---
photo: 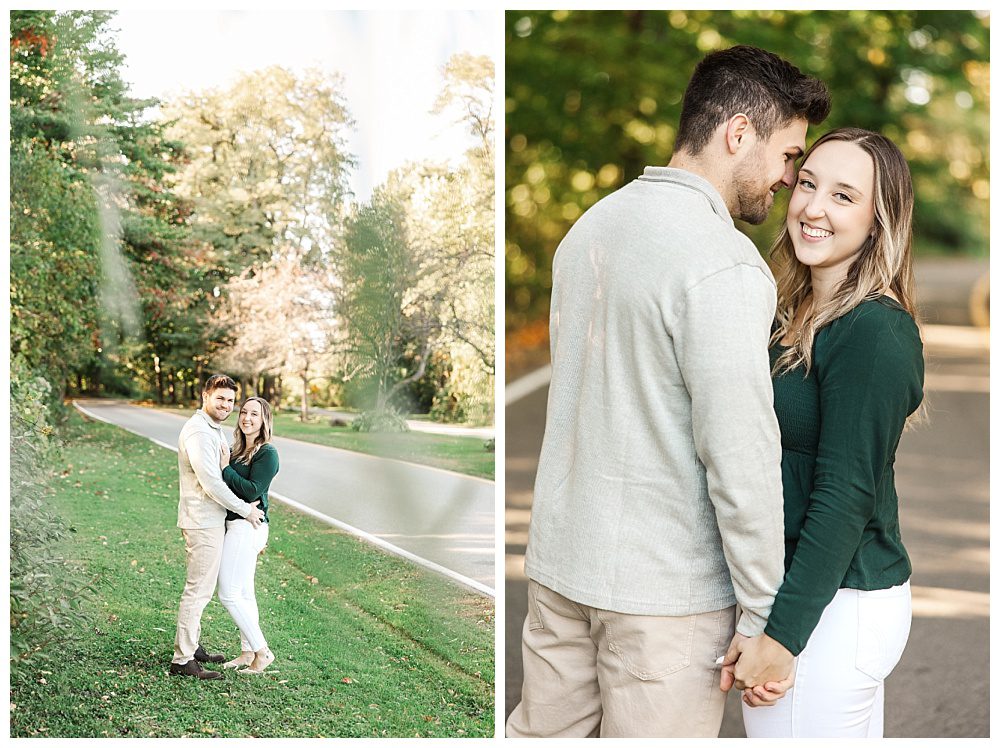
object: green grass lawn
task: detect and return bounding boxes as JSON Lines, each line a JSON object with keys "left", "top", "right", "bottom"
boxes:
{"left": 151, "top": 405, "right": 495, "bottom": 481}
{"left": 10, "top": 414, "right": 494, "bottom": 738}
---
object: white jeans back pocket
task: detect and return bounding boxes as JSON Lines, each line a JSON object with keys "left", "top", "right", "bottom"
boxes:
{"left": 855, "top": 582, "right": 912, "bottom": 682}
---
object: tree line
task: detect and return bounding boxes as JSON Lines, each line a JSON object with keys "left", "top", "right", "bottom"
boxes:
{"left": 11, "top": 10, "right": 495, "bottom": 426}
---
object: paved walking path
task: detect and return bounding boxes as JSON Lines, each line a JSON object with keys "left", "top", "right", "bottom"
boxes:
{"left": 311, "top": 408, "right": 495, "bottom": 439}
{"left": 74, "top": 399, "right": 495, "bottom": 596}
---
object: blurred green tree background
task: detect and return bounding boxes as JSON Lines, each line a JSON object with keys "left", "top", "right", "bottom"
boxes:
{"left": 505, "top": 10, "right": 990, "bottom": 332}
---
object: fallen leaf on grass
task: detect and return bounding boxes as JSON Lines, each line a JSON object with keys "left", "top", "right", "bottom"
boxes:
{"left": 341, "top": 677, "right": 353, "bottom": 684}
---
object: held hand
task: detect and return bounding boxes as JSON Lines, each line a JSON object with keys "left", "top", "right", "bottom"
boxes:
{"left": 245, "top": 501, "right": 264, "bottom": 528}
{"left": 742, "top": 672, "right": 795, "bottom": 708}
{"left": 219, "top": 441, "right": 231, "bottom": 471}
{"left": 731, "top": 633, "right": 794, "bottom": 692}
{"left": 720, "top": 632, "right": 749, "bottom": 692}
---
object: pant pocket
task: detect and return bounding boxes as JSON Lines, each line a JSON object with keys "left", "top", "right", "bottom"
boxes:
{"left": 596, "top": 609, "right": 695, "bottom": 681}
{"left": 526, "top": 580, "right": 545, "bottom": 631}
{"left": 855, "top": 584, "right": 912, "bottom": 681}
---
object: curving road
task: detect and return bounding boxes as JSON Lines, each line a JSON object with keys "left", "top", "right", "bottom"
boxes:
{"left": 74, "top": 399, "right": 495, "bottom": 595}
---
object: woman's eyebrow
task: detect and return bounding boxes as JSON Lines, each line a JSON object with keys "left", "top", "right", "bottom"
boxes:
{"left": 798, "top": 168, "right": 863, "bottom": 195}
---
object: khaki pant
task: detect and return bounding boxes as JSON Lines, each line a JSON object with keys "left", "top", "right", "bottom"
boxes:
{"left": 172, "top": 526, "right": 225, "bottom": 665}
{"left": 506, "top": 580, "right": 736, "bottom": 738}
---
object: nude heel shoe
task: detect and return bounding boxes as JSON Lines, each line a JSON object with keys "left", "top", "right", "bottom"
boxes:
{"left": 239, "top": 647, "right": 275, "bottom": 674}
{"left": 223, "top": 651, "right": 254, "bottom": 669}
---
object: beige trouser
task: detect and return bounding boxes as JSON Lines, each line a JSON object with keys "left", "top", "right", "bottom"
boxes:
{"left": 172, "top": 526, "right": 225, "bottom": 665}
{"left": 506, "top": 579, "right": 736, "bottom": 738}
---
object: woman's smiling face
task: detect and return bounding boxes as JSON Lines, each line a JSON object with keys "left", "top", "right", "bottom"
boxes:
{"left": 786, "top": 139, "right": 876, "bottom": 278}
{"left": 239, "top": 400, "right": 263, "bottom": 438}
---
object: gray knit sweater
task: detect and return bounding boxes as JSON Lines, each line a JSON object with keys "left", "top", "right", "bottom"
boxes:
{"left": 524, "top": 166, "right": 784, "bottom": 636}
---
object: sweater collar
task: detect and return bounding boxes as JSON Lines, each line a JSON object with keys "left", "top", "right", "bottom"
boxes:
{"left": 638, "top": 166, "right": 734, "bottom": 227}
{"left": 195, "top": 408, "right": 224, "bottom": 432}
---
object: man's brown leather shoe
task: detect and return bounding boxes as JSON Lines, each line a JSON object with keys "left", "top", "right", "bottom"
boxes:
{"left": 194, "top": 645, "right": 225, "bottom": 664}
{"left": 169, "top": 659, "right": 223, "bottom": 680}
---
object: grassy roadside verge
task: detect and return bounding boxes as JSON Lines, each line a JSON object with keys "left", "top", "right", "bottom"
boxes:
{"left": 151, "top": 405, "right": 494, "bottom": 481}
{"left": 10, "top": 413, "right": 494, "bottom": 738}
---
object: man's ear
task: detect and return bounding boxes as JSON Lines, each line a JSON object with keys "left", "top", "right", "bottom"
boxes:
{"left": 724, "top": 113, "right": 752, "bottom": 155}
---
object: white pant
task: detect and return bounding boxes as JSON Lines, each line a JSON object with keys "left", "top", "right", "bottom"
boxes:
{"left": 218, "top": 519, "right": 269, "bottom": 652}
{"left": 743, "top": 581, "right": 912, "bottom": 738}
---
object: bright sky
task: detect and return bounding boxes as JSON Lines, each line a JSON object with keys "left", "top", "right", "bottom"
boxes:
{"left": 112, "top": 9, "right": 496, "bottom": 202}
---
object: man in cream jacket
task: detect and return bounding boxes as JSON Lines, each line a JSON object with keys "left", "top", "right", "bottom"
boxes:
{"left": 506, "top": 46, "right": 830, "bottom": 737}
{"left": 169, "top": 374, "right": 264, "bottom": 680}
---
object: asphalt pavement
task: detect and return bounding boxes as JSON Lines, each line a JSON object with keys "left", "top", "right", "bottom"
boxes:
{"left": 74, "top": 399, "right": 495, "bottom": 594}
{"left": 310, "top": 407, "right": 495, "bottom": 439}
{"left": 504, "top": 325, "right": 989, "bottom": 738}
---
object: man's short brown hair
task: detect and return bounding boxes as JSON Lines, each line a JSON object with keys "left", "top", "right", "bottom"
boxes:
{"left": 202, "top": 374, "right": 238, "bottom": 395}
{"left": 674, "top": 45, "right": 830, "bottom": 156}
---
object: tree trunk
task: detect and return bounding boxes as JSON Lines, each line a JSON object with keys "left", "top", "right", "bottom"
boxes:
{"left": 300, "top": 372, "right": 310, "bottom": 422}
{"left": 168, "top": 371, "right": 177, "bottom": 404}
{"left": 262, "top": 374, "right": 279, "bottom": 405}
{"left": 154, "top": 356, "right": 164, "bottom": 404}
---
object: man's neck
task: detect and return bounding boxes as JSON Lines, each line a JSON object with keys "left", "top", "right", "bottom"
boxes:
{"left": 197, "top": 408, "right": 223, "bottom": 427}
{"left": 667, "top": 152, "right": 736, "bottom": 217}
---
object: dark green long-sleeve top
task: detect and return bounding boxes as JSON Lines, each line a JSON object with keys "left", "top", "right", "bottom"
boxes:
{"left": 222, "top": 443, "right": 279, "bottom": 523}
{"left": 763, "top": 297, "right": 923, "bottom": 656}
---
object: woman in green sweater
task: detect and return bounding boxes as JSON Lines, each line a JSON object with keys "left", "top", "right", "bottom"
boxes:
{"left": 217, "top": 396, "right": 280, "bottom": 673}
{"left": 741, "top": 128, "right": 924, "bottom": 737}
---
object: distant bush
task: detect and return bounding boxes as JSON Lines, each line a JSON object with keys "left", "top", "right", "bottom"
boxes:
{"left": 350, "top": 410, "right": 410, "bottom": 433}
{"left": 10, "top": 359, "right": 93, "bottom": 683}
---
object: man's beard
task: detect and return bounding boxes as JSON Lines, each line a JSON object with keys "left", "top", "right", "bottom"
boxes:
{"left": 733, "top": 152, "right": 774, "bottom": 225}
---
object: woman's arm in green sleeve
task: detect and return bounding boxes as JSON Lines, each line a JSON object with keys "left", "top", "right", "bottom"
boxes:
{"left": 222, "top": 446, "right": 280, "bottom": 502}
{"left": 764, "top": 312, "right": 922, "bottom": 655}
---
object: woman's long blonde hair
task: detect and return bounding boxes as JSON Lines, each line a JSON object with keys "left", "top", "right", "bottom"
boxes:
{"left": 231, "top": 396, "right": 274, "bottom": 465}
{"left": 770, "top": 127, "right": 919, "bottom": 376}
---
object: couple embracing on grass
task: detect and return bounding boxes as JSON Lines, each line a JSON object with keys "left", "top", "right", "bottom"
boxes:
{"left": 169, "top": 374, "right": 281, "bottom": 681}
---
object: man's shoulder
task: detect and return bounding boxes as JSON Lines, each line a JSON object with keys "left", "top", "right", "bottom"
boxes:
{"left": 180, "top": 411, "right": 213, "bottom": 439}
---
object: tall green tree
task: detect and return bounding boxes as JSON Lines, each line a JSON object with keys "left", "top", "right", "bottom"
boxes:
{"left": 334, "top": 188, "right": 445, "bottom": 420}
{"left": 11, "top": 10, "right": 210, "bottom": 404}
{"left": 162, "top": 66, "right": 355, "bottom": 273}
